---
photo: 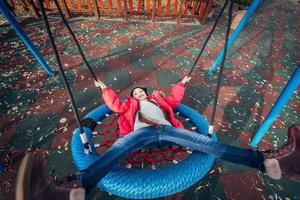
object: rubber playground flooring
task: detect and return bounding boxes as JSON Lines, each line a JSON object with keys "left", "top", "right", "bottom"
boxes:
{"left": 1, "top": 0, "right": 300, "bottom": 199}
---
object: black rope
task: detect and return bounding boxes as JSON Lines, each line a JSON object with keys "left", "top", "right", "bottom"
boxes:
{"left": 209, "top": 1, "right": 234, "bottom": 132}
{"left": 187, "top": 0, "right": 230, "bottom": 76}
{"left": 52, "top": 0, "right": 98, "bottom": 81}
{"left": 38, "top": 0, "right": 91, "bottom": 153}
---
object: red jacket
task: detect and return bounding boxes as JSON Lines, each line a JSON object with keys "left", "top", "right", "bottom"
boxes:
{"left": 102, "top": 82, "right": 186, "bottom": 137}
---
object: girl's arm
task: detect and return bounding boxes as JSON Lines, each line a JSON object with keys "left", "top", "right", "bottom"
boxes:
{"left": 95, "top": 81, "right": 129, "bottom": 114}
{"left": 164, "top": 76, "right": 191, "bottom": 108}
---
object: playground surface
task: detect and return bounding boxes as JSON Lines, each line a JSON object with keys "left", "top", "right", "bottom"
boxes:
{"left": 0, "top": 0, "right": 300, "bottom": 199}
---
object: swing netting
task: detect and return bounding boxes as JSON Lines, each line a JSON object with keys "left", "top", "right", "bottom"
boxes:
{"left": 91, "top": 112, "right": 195, "bottom": 167}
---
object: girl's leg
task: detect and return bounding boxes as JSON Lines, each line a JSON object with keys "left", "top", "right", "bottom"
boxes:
{"left": 160, "top": 126, "right": 265, "bottom": 171}
{"left": 81, "top": 127, "right": 159, "bottom": 190}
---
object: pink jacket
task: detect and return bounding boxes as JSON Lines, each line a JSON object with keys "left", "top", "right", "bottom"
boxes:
{"left": 102, "top": 82, "right": 186, "bottom": 137}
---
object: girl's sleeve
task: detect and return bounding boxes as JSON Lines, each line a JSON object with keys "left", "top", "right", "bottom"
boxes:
{"left": 164, "top": 82, "right": 185, "bottom": 108}
{"left": 102, "top": 87, "right": 129, "bottom": 113}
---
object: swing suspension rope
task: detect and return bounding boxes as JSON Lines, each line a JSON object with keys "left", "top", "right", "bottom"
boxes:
{"left": 38, "top": 0, "right": 92, "bottom": 154}
{"left": 39, "top": 0, "right": 235, "bottom": 153}
{"left": 209, "top": 1, "right": 234, "bottom": 135}
{"left": 186, "top": 0, "right": 234, "bottom": 136}
{"left": 187, "top": 0, "right": 230, "bottom": 76}
{"left": 51, "top": 0, "right": 98, "bottom": 81}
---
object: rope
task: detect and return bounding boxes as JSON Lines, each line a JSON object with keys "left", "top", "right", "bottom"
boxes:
{"left": 38, "top": 0, "right": 92, "bottom": 154}
{"left": 209, "top": 1, "right": 234, "bottom": 136}
{"left": 52, "top": 0, "right": 98, "bottom": 81}
{"left": 187, "top": 0, "right": 230, "bottom": 76}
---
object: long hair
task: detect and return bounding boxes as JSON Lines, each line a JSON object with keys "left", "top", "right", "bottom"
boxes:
{"left": 130, "top": 87, "right": 148, "bottom": 97}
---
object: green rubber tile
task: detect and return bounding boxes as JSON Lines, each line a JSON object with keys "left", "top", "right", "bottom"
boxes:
{"left": 186, "top": 85, "right": 213, "bottom": 111}
{"left": 223, "top": 104, "right": 251, "bottom": 131}
{"left": 112, "top": 28, "right": 129, "bottom": 35}
{"left": 262, "top": 174, "right": 300, "bottom": 200}
{"left": 156, "top": 69, "right": 181, "bottom": 86}
{"left": 109, "top": 45, "right": 130, "bottom": 56}
{"left": 188, "top": 47, "right": 208, "bottom": 57}
{"left": 175, "top": 56, "right": 194, "bottom": 68}
{"left": 65, "top": 88, "right": 100, "bottom": 113}
{"left": 180, "top": 30, "right": 195, "bottom": 38}
{"left": 147, "top": 29, "right": 163, "bottom": 38}
{"left": 273, "top": 83, "right": 285, "bottom": 93}
{"left": 44, "top": 147, "right": 77, "bottom": 178}
{"left": 130, "top": 21, "right": 146, "bottom": 29}
{"left": 27, "top": 60, "right": 41, "bottom": 72}
{"left": 243, "top": 115, "right": 261, "bottom": 132}
{"left": 64, "top": 44, "right": 85, "bottom": 55}
{"left": 152, "top": 46, "right": 170, "bottom": 56}
{"left": 243, "top": 71, "right": 267, "bottom": 85}
{"left": 10, "top": 113, "right": 59, "bottom": 149}
{"left": 54, "top": 34, "right": 72, "bottom": 44}
{"left": 0, "top": 89, "right": 38, "bottom": 116}
{"left": 103, "top": 69, "right": 131, "bottom": 89}
{"left": 167, "top": 38, "right": 184, "bottom": 46}
{"left": 86, "top": 57, "right": 106, "bottom": 69}
{"left": 273, "top": 70, "right": 291, "bottom": 81}
{"left": 184, "top": 172, "right": 227, "bottom": 200}
{"left": 158, "top": 23, "right": 176, "bottom": 30}
{"left": 279, "top": 105, "right": 300, "bottom": 127}
{"left": 265, "top": 128, "right": 288, "bottom": 148}
{"left": 206, "top": 39, "right": 217, "bottom": 49}
{"left": 0, "top": 70, "right": 21, "bottom": 93}
{"left": 91, "top": 35, "right": 111, "bottom": 44}
{"left": 250, "top": 58, "right": 265, "bottom": 69}
{"left": 216, "top": 132, "right": 238, "bottom": 146}
{"left": 130, "top": 55, "right": 153, "bottom": 69}
{"left": 131, "top": 36, "right": 149, "bottom": 45}
{"left": 86, "top": 190, "right": 121, "bottom": 200}
{"left": 237, "top": 85, "right": 264, "bottom": 104}
{"left": 279, "top": 57, "right": 296, "bottom": 68}
{"left": 96, "top": 21, "right": 114, "bottom": 27}
{"left": 43, "top": 70, "right": 76, "bottom": 90}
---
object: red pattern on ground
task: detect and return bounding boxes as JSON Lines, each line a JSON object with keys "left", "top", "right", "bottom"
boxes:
{"left": 73, "top": 69, "right": 104, "bottom": 88}
{"left": 0, "top": 116, "right": 21, "bottom": 146}
{"left": 131, "top": 45, "right": 153, "bottom": 57}
{"left": 86, "top": 44, "right": 109, "bottom": 57}
{"left": 52, "top": 112, "right": 78, "bottom": 148}
{"left": 11, "top": 70, "right": 47, "bottom": 90}
{"left": 170, "top": 46, "right": 191, "bottom": 57}
{"left": 152, "top": 55, "right": 177, "bottom": 69}
{"left": 103, "top": 55, "right": 131, "bottom": 70}
{"left": 131, "top": 69, "right": 158, "bottom": 88}
{"left": 237, "top": 131, "right": 274, "bottom": 150}
{"left": 217, "top": 86, "right": 243, "bottom": 106}
{"left": 59, "top": 55, "right": 83, "bottom": 70}
{"left": 28, "top": 89, "right": 69, "bottom": 114}
{"left": 223, "top": 70, "right": 250, "bottom": 85}
{"left": 221, "top": 171, "right": 269, "bottom": 200}
{"left": 202, "top": 105, "right": 233, "bottom": 134}
{"left": 40, "top": 42, "right": 66, "bottom": 57}
{"left": 112, "top": 35, "right": 131, "bottom": 46}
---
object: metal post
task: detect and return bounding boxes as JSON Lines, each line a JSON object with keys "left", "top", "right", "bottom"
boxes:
{"left": 208, "top": 0, "right": 261, "bottom": 74}
{"left": 0, "top": 2, "right": 53, "bottom": 76}
{"left": 250, "top": 65, "right": 300, "bottom": 147}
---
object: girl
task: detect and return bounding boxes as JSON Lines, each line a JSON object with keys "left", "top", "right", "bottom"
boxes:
{"left": 81, "top": 77, "right": 300, "bottom": 190}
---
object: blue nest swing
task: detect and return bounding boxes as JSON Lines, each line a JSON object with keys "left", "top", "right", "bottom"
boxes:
{"left": 71, "top": 103, "right": 217, "bottom": 199}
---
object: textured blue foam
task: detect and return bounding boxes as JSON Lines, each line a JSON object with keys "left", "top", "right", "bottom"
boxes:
{"left": 71, "top": 104, "right": 216, "bottom": 199}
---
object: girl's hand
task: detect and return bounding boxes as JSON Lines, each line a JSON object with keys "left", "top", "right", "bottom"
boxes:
{"left": 94, "top": 80, "right": 107, "bottom": 90}
{"left": 181, "top": 76, "right": 191, "bottom": 84}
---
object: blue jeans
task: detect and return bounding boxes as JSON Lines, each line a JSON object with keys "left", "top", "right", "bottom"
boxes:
{"left": 82, "top": 125, "right": 265, "bottom": 190}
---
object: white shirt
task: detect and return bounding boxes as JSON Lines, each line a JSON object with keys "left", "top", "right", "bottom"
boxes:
{"left": 134, "top": 100, "right": 172, "bottom": 131}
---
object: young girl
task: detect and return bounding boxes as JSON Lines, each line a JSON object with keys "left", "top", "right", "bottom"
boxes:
{"left": 81, "top": 77, "right": 300, "bottom": 190}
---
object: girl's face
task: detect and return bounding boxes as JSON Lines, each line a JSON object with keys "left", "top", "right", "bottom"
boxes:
{"left": 132, "top": 88, "right": 147, "bottom": 100}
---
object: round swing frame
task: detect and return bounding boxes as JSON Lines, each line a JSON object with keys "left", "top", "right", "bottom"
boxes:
{"left": 71, "top": 103, "right": 217, "bottom": 199}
